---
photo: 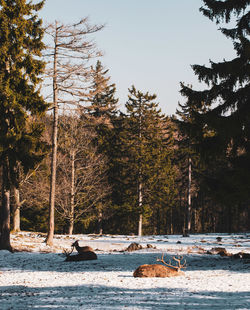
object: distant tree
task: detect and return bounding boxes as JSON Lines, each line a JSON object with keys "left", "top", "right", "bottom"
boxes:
{"left": 84, "top": 60, "right": 119, "bottom": 233}
{"left": 0, "top": 0, "right": 48, "bottom": 251}
{"left": 121, "top": 86, "right": 176, "bottom": 236}
{"left": 179, "top": 0, "right": 250, "bottom": 224}
{"left": 56, "top": 114, "right": 110, "bottom": 234}
{"left": 86, "top": 60, "right": 118, "bottom": 120}
{"left": 44, "top": 19, "right": 104, "bottom": 245}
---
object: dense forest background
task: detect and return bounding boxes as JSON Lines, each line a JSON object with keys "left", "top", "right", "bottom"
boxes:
{"left": 0, "top": 0, "right": 249, "bottom": 248}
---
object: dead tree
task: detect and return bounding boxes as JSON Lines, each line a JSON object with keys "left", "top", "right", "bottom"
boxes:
{"left": 43, "top": 18, "right": 104, "bottom": 245}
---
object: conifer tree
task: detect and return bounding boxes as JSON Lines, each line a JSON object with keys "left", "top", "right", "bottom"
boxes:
{"left": 86, "top": 60, "right": 118, "bottom": 120}
{"left": 83, "top": 61, "right": 119, "bottom": 233}
{"left": 179, "top": 0, "right": 250, "bottom": 207}
{"left": 0, "top": 0, "right": 47, "bottom": 251}
{"left": 123, "top": 86, "right": 176, "bottom": 236}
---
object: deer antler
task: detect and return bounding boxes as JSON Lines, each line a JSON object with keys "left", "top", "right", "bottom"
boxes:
{"left": 172, "top": 256, "right": 187, "bottom": 271}
{"left": 63, "top": 246, "right": 74, "bottom": 257}
{"left": 157, "top": 254, "right": 187, "bottom": 271}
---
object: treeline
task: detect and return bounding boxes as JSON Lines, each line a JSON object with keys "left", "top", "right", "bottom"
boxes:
{"left": 4, "top": 73, "right": 250, "bottom": 236}
{"left": 5, "top": 79, "right": 250, "bottom": 236}
{"left": 0, "top": 1, "right": 249, "bottom": 251}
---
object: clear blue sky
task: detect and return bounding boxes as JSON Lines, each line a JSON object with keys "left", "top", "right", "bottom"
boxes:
{"left": 39, "top": 0, "right": 235, "bottom": 116}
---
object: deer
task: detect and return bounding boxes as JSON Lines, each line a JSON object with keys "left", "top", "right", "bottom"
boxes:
{"left": 71, "top": 240, "right": 94, "bottom": 254}
{"left": 63, "top": 241, "right": 97, "bottom": 262}
{"left": 64, "top": 248, "right": 97, "bottom": 261}
{"left": 133, "top": 254, "right": 186, "bottom": 278}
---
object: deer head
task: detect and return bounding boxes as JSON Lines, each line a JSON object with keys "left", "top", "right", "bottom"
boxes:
{"left": 71, "top": 240, "right": 79, "bottom": 248}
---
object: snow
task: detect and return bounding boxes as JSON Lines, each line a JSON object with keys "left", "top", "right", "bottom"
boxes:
{"left": 0, "top": 232, "right": 250, "bottom": 309}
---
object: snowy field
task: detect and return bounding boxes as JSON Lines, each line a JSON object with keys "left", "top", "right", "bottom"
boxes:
{"left": 0, "top": 232, "right": 250, "bottom": 309}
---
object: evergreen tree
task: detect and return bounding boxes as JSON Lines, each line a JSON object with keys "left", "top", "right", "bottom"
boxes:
{"left": 121, "top": 86, "right": 176, "bottom": 235}
{"left": 0, "top": 0, "right": 47, "bottom": 251}
{"left": 83, "top": 61, "right": 119, "bottom": 233}
{"left": 86, "top": 60, "right": 118, "bottom": 120}
{"left": 179, "top": 0, "right": 250, "bottom": 210}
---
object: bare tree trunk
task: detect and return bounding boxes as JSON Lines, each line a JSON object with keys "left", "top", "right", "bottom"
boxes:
{"left": 138, "top": 181, "right": 143, "bottom": 236}
{"left": 0, "top": 160, "right": 12, "bottom": 252}
{"left": 12, "top": 186, "right": 21, "bottom": 232}
{"left": 46, "top": 25, "right": 59, "bottom": 246}
{"left": 186, "top": 157, "right": 192, "bottom": 235}
{"left": 97, "top": 210, "right": 103, "bottom": 235}
{"left": 138, "top": 213, "right": 143, "bottom": 236}
{"left": 170, "top": 207, "right": 173, "bottom": 235}
{"left": 137, "top": 110, "right": 143, "bottom": 237}
{"left": 68, "top": 150, "right": 75, "bottom": 235}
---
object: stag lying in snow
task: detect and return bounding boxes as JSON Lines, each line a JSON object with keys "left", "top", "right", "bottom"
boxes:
{"left": 64, "top": 249, "right": 97, "bottom": 262}
{"left": 133, "top": 254, "right": 186, "bottom": 278}
{"left": 63, "top": 241, "right": 97, "bottom": 262}
{"left": 71, "top": 240, "right": 94, "bottom": 254}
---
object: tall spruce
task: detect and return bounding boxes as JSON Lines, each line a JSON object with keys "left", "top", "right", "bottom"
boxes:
{"left": 0, "top": 0, "right": 47, "bottom": 251}
{"left": 123, "top": 86, "right": 176, "bottom": 236}
{"left": 179, "top": 1, "right": 250, "bottom": 210}
{"left": 84, "top": 61, "right": 118, "bottom": 233}
{"left": 86, "top": 60, "right": 118, "bottom": 121}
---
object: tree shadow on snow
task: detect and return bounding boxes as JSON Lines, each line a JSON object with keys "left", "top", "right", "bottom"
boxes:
{"left": 0, "top": 251, "right": 249, "bottom": 274}
{"left": 0, "top": 284, "right": 249, "bottom": 309}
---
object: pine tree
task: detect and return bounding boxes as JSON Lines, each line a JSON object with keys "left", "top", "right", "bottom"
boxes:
{"left": 83, "top": 61, "right": 119, "bottom": 233}
{"left": 0, "top": 0, "right": 47, "bottom": 251}
{"left": 86, "top": 60, "right": 118, "bottom": 120}
{"left": 179, "top": 0, "right": 250, "bottom": 208}
{"left": 122, "top": 86, "right": 176, "bottom": 235}
{"left": 84, "top": 60, "right": 119, "bottom": 154}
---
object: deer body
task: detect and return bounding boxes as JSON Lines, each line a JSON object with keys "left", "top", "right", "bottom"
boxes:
{"left": 63, "top": 241, "right": 97, "bottom": 262}
{"left": 133, "top": 264, "right": 184, "bottom": 278}
{"left": 65, "top": 251, "right": 97, "bottom": 262}
{"left": 72, "top": 241, "right": 94, "bottom": 253}
{"left": 133, "top": 255, "right": 186, "bottom": 278}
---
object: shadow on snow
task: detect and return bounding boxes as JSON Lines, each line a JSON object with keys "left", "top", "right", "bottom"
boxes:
{"left": 0, "top": 284, "right": 249, "bottom": 309}
{"left": 0, "top": 251, "right": 249, "bottom": 274}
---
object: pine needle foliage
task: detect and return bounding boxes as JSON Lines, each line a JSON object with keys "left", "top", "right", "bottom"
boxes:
{"left": 0, "top": 0, "right": 48, "bottom": 250}
{"left": 179, "top": 0, "right": 250, "bottom": 205}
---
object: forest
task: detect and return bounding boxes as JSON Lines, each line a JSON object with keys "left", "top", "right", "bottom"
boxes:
{"left": 0, "top": 0, "right": 249, "bottom": 251}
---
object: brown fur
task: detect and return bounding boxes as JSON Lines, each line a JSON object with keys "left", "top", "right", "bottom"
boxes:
{"left": 65, "top": 251, "right": 97, "bottom": 262}
{"left": 133, "top": 264, "right": 185, "bottom": 278}
{"left": 72, "top": 241, "right": 94, "bottom": 253}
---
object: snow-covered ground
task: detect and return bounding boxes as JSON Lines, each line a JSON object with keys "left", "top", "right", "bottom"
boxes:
{"left": 0, "top": 232, "right": 250, "bottom": 309}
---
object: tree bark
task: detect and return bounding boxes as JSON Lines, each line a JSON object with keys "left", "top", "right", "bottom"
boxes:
{"left": 97, "top": 211, "right": 103, "bottom": 235}
{"left": 137, "top": 110, "right": 143, "bottom": 237}
{"left": 138, "top": 181, "right": 143, "bottom": 236}
{"left": 0, "top": 160, "right": 13, "bottom": 252}
{"left": 12, "top": 186, "right": 21, "bottom": 232}
{"left": 68, "top": 150, "right": 75, "bottom": 235}
{"left": 186, "top": 157, "right": 192, "bottom": 235}
{"left": 138, "top": 213, "right": 143, "bottom": 237}
{"left": 46, "top": 24, "right": 59, "bottom": 245}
